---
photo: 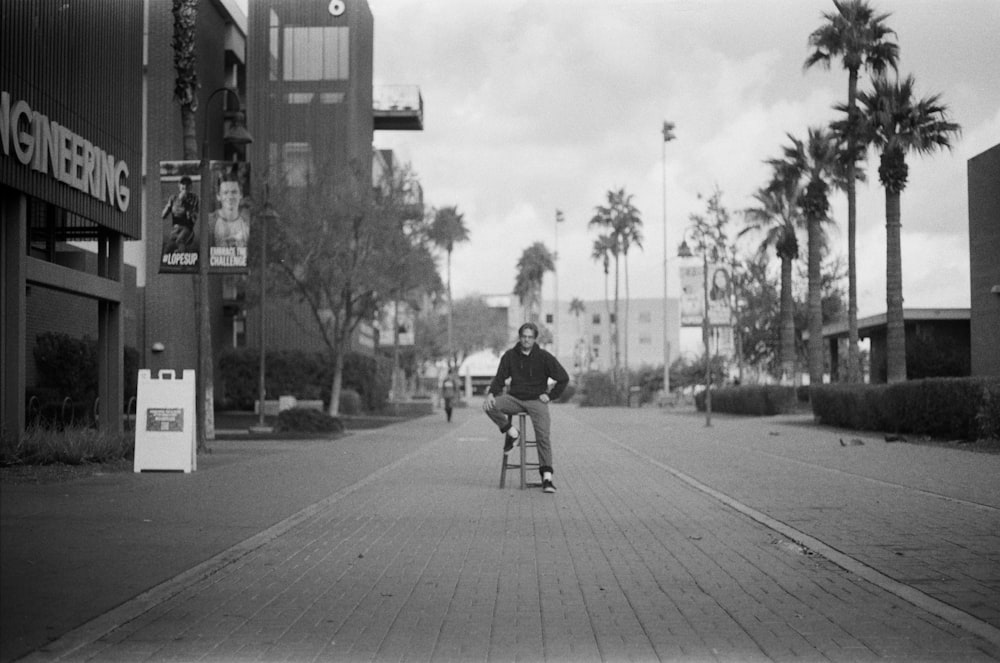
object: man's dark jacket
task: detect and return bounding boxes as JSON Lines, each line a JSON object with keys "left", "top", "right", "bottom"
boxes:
{"left": 488, "top": 343, "right": 569, "bottom": 401}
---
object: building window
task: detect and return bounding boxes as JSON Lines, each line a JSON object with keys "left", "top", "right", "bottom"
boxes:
{"left": 639, "top": 335, "right": 652, "bottom": 345}
{"left": 593, "top": 334, "right": 601, "bottom": 346}
{"left": 282, "top": 26, "right": 350, "bottom": 81}
{"left": 592, "top": 313, "right": 601, "bottom": 325}
{"left": 638, "top": 311, "right": 651, "bottom": 323}
{"left": 545, "top": 313, "right": 553, "bottom": 324}
{"left": 610, "top": 313, "right": 616, "bottom": 323}
{"left": 282, "top": 142, "right": 314, "bottom": 188}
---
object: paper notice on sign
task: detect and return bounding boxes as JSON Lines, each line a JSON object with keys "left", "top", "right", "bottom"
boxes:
{"left": 146, "top": 408, "right": 184, "bottom": 432}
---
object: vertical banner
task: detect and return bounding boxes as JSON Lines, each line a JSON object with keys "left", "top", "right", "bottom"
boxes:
{"left": 707, "top": 265, "right": 731, "bottom": 326}
{"left": 680, "top": 264, "right": 703, "bottom": 327}
{"left": 159, "top": 160, "right": 251, "bottom": 274}
{"left": 679, "top": 263, "right": 731, "bottom": 327}
{"left": 158, "top": 160, "right": 201, "bottom": 273}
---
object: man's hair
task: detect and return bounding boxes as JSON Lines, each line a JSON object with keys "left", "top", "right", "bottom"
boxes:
{"left": 179, "top": 176, "right": 192, "bottom": 186}
{"left": 518, "top": 322, "right": 539, "bottom": 338}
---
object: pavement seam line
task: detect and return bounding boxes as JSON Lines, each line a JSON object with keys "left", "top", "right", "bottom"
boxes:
{"left": 749, "top": 448, "right": 1000, "bottom": 513}
{"left": 595, "top": 431, "right": 1000, "bottom": 651}
{"left": 19, "top": 436, "right": 446, "bottom": 663}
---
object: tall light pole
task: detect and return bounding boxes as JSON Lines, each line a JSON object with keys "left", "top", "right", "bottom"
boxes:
{"left": 197, "top": 87, "right": 252, "bottom": 450}
{"left": 251, "top": 199, "right": 277, "bottom": 434}
{"left": 678, "top": 235, "right": 712, "bottom": 427}
{"left": 661, "top": 121, "right": 676, "bottom": 400}
{"left": 554, "top": 209, "right": 564, "bottom": 357}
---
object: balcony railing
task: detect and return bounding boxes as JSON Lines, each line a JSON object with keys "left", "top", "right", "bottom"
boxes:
{"left": 373, "top": 85, "right": 423, "bottom": 131}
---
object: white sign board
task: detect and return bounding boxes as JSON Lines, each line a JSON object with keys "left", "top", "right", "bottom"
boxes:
{"left": 134, "top": 369, "right": 197, "bottom": 473}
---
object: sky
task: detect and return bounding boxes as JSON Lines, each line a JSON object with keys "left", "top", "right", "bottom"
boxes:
{"left": 365, "top": 0, "right": 1000, "bottom": 316}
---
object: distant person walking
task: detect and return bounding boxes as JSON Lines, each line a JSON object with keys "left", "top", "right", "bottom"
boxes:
{"left": 441, "top": 373, "right": 458, "bottom": 422}
{"left": 483, "top": 322, "right": 569, "bottom": 493}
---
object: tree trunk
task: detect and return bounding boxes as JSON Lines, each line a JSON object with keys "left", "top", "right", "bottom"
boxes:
{"left": 779, "top": 254, "right": 796, "bottom": 383}
{"left": 612, "top": 255, "right": 621, "bottom": 382}
{"left": 885, "top": 189, "right": 906, "bottom": 383}
{"left": 807, "top": 216, "right": 824, "bottom": 386}
{"left": 623, "top": 253, "right": 630, "bottom": 390}
{"left": 392, "top": 299, "right": 401, "bottom": 399}
{"left": 328, "top": 348, "right": 345, "bottom": 416}
{"left": 846, "top": 68, "right": 861, "bottom": 383}
{"left": 446, "top": 250, "right": 453, "bottom": 371}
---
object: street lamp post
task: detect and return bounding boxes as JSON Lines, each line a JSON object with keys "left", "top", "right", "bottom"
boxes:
{"left": 196, "top": 87, "right": 252, "bottom": 450}
{"left": 661, "top": 121, "right": 676, "bottom": 400}
{"left": 554, "top": 209, "right": 564, "bottom": 357}
{"left": 251, "top": 201, "right": 277, "bottom": 434}
{"left": 678, "top": 237, "right": 712, "bottom": 427}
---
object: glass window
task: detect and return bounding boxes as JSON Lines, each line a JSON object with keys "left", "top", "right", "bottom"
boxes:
{"left": 283, "top": 26, "right": 349, "bottom": 81}
{"left": 639, "top": 335, "right": 652, "bottom": 345}
{"left": 638, "top": 311, "right": 651, "bottom": 323}
{"left": 592, "top": 335, "right": 601, "bottom": 346}
{"left": 283, "top": 143, "right": 314, "bottom": 188}
{"left": 269, "top": 10, "right": 280, "bottom": 81}
{"left": 592, "top": 313, "right": 601, "bottom": 325}
{"left": 545, "top": 313, "right": 553, "bottom": 324}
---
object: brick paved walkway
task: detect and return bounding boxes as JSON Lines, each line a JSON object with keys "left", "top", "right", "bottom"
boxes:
{"left": 23, "top": 405, "right": 998, "bottom": 662}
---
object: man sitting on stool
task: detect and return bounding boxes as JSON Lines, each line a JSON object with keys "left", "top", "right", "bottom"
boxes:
{"left": 483, "top": 322, "right": 569, "bottom": 493}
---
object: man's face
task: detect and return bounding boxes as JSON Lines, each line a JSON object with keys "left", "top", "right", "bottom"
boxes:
{"left": 519, "top": 329, "right": 537, "bottom": 353}
{"left": 218, "top": 181, "right": 242, "bottom": 212}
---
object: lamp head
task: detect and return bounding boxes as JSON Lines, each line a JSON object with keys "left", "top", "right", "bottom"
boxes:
{"left": 677, "top": 240, "right": 693, "bottom": 258}
{"left": 224, "top": 111, "right": 253, "bottom": 146}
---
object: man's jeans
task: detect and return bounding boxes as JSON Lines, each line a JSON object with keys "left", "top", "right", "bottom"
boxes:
{"left": 486, "top": 395, "right": 553, "bottom": 474}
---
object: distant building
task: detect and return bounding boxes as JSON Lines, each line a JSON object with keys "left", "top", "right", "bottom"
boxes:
{"left": 243, "top": 0, "right": 422, "bottom": 360}
{"left": 968, "top": 143, "right": 1000, "bottom": 377}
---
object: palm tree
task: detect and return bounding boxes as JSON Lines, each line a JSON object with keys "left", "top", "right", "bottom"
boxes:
{"left": 742, "top": 168, "right": 804, "bottom": 383}
{"left": 806, "top": 0, "right": 898, "bottom": 383}
{"left": 514, "top": 242, "right": 555, "bottom": 323}
{"left": 569, "top": 297, "right": 586, "bottom": 380}
{"left": 774, "top": 128, "right": 843, "bottom": 386}
{"left": 169, "top": 0, "right": 213, "bottom": 449}
{"left": 855, "top": 74, "right": 960, "bottom": 382}
{"left": 589, "top": 188, "right": 643, "bottom": 381}
{"left": 427, "top": 206, "right": 469, "bottom": 370}
{"left": 590, "top": 234, "right": 616, "bottom": 371}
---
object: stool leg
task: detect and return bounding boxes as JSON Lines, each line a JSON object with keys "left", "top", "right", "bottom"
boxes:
{"left": 518, "top": 413, "right": 527, "bottom": 489}
{"left": 499, "top": 452, "right": 507, "bottom": 488}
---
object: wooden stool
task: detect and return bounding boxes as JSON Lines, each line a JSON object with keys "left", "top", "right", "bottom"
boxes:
{"left": 499, "top": 412, "right": 539, "bottom": 489}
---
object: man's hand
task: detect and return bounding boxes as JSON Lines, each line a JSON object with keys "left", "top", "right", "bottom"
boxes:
{"left": 539, "top": 393, "right": 550, "bottom": 404}
{"left": 483, "top": 392, "right": 496, "bottom": 412}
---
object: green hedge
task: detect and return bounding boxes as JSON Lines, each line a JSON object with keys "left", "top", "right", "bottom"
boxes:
{"left": 218, "top": 348, "right": 391, "bottom": 412}
{"left": 811, "top": 377, "right": 1000, "bottom": 440}
{"left": 694, "top": 385, "right": 798, "bottom": 416}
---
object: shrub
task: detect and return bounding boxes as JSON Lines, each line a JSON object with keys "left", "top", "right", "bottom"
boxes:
{"left": 554, "top": 384, "right": 576, "bottom": 403}
{"left": 32, "top": 333, "right": 139, "bottom": 408}
{"left": 339, "top": 389, "right": 363, "bottom": 415}
{"left": 1, "top": 424, "right": 134, "bottom": 466}
{"left": 578, "top": 371, "right": 624, "bottom": 407}
{"left": 695, "top": 385, "right": 798, "bottom": 416}
{"left": 811, "top": 377, "right": 1000, "bottom": 440}
{"left": 274, "top": 408, "right": 344, "bottom": 434}
{"left": 977, "top": 383, "right": 1000, "bottom": 440}
{"left": 218, "top": 349, "right": 390, "bottom": 412}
